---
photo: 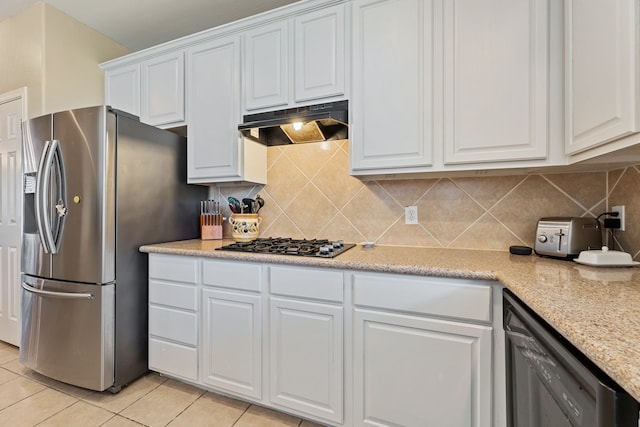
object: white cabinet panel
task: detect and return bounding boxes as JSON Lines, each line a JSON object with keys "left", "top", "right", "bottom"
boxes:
{"left": 294, "top": 5, "right": 345, "bottom": 102}
{"left": 201, "top": 288, "right": 262, "bottom": 400}
{"left": 149, "top": 254, "right": 198, "bottom": 283}
{"left": 351, "top": 0, "right": 434, "bottom": 171}
{"left": 269, "top": 297, "right": 343, "bottom": 424}
{"left": 149, "top": 305, "right": 197, "bottom": 346}
{"left": 105, "top": 65, "right": 139, "bottom": 117}
{"left": 149, "top": 338, "right": 198, "bottom": 381}
{"left": 140, "top": 51, "right": 185, "bottom": 126}
{"left": 244, "top": 21, "right": 290, "bottom": 111}
{"left": 187, "top": 36, "right": 266, "bottom": 184}
{"left": 565, "top": 0, "right": 639, "bottom": 155}
{"left": 202, "top": 259, "right": 262, "bottom": 292}
{"left": 269, "top": 265, "right": 343, "bottom": 302}
{"left": 353, "top": 273, "right": 493, "bottom": 322}
{"left": 354, "top": 309, "right": 492, "bottom": 427}
{"left": 443, "top": 0, "right": 549, "bottom": 164}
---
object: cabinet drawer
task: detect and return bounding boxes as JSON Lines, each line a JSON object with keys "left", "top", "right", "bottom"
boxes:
{"left": 270, "top": 266, "right": 343, "bottom": 302}
{"left": 149, "top": 305, "right": 197, "bottom": 345}
{"left": 149, "top": 338, "right": 197, "bottom": 381}
{"left": 202, "top": 259, "right": 262, "bottom": 292}
{"left": 149, "top": 254, "right": 198, "bottom": 284}
{"left": 353, "top": 273, "right": 493, "bottom": 323}
{"left": 149, "top": 280, "right": 197, "bottom": 311}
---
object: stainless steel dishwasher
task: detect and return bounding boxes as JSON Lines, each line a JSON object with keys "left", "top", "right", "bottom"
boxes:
{"left": 504, "top": 290, "right": 639, "bottom": 427}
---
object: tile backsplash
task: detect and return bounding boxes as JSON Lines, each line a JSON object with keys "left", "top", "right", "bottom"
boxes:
{"left": 215, "top": 140, "right": 640, "bottom": 259}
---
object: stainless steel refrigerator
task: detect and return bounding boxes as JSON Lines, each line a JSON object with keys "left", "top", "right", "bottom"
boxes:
{"left": 20, "top": 106, "right": 207, "bottom": 392}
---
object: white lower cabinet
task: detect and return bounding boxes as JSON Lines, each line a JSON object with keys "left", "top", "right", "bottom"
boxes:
{"left": 353, "top": 309, "right": 492, "bottom": 427}
{"left": 268, "top": 264, "right": 344, "bottom": 424}
{"left": 352, "top": 272, "right": 495, "bottom": 427}
{"left": 200, "top": 259, "right": 263, "bottom": 400}
{"left": 147, "top": 254, "right": 502, "bottom": 427}
{"left": 201, "top": 288, "right": 262, "bottom": 399}
{"left": 148, "top": 254, "right": 199, "bottom": 382}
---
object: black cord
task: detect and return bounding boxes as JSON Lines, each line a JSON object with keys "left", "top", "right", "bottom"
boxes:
{"left": 596, "top": 211, "right": 619, "bottom": 221}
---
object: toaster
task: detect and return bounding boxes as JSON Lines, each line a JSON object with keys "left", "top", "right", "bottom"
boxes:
{"left": 534, "top": 217, "right": 602, "bottom": 259}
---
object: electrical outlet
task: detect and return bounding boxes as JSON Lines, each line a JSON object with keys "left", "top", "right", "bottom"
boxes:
{"left": 612, "top": 205, "right": 626, "bottom": 231}
{"left": 405, "top": 206, "right": 418, "bottom": 224}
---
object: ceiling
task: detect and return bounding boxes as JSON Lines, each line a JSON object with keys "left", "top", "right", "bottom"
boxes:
{"left": 0, "top": 0, "right": 301, "bottom": 51}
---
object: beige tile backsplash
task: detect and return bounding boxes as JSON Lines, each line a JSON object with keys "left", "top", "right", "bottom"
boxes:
{"left": 216, "top": 140, "right": 640, "bottom": 258}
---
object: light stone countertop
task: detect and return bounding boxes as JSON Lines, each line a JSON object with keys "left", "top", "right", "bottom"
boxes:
{"left": 140, "top": 239, "right": 640, "bottom": 402}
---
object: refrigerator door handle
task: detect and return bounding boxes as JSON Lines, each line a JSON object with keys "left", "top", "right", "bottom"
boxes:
{"left": 35, "top": 139, "right": 61, "bottom": 254}
{"left": 35, "top": 140, "right": 51, "bottom": 252}
{"left": 21, "top": 282, "right": 94, "bottom": 300}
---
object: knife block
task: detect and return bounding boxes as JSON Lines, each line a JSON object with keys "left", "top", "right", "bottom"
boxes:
{"left": 200, "top": 214, "right": 223, "bottom": 240}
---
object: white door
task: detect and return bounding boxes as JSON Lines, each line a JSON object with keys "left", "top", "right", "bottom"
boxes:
{"left": 294, "top": 4, "right": 345, "bottom": 102}
{"left": 565, "top": 0, "right": 639, "bottom": 154}
{"left": 350, "top": 0, "right": 434, "bottom": 172}
{"left": 200, "top": 287, "right": 262, "bottom": 400}
{"left": 443, "top": 0, "right": 550, "bottom": 164}
{"left": 353, "top": 309, "right": 492, "bottom": 427}
{"left": 140, "top": 51, "right": 185, "bottom": 126}
{"left": 0, "top": 91, "right": 23, "bottom": 346}
{"left": 244, "top": 21, "right": 290, "bottom": 111}
{"left": 269, "top": 297, "right": 343, "bottom": 424}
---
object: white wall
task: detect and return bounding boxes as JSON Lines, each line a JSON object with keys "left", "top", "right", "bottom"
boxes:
{"left": 0, "top": 1, "right": 130, "bottom": 118}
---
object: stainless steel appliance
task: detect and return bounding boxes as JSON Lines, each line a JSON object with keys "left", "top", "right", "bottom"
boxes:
{"left": 217, "top": 238, "right": 355, "bottom": 258}
{"left": 504, "top": 290, "right": 639, "bottom": 426}
{"left": 238, "top": 100, "right": 348, "bottom": 145}
{"left": 535, "top": 217, "right": 602, "bottom": 259}
{"left": 20, "top": 106, "right": 207, "bottom": 392}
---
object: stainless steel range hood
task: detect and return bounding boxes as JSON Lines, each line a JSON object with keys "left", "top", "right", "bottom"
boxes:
{"left": 238, "top": 100, "right": 348, "bottom": 146}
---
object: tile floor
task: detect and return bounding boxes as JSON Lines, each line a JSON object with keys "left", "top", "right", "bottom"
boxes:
{"left": 0, "top": 342, "right": 324, "bottom": 427}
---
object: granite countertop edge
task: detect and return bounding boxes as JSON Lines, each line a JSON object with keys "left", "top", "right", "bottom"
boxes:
{"left": 140, "top": 239, "right": 640, "bottom": 402}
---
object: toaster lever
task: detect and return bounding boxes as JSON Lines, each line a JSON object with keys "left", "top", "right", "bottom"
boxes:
{"left": 554, "top": 229, "right": 566, "bottom": 251}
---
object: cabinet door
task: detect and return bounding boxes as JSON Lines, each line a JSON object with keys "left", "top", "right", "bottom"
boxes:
{"left": 565, "top": 0, "right": 639, "bottom": 154}
{"left": 350, "top": 0, "right": 433, "bottom": 172}
{"left": 105, "top": 65, "right": 139, "bottom": 117}
{"left": 294, "top": 5, "right": 345, "bottom": 102}
{"left": 187, "top": 36, "right": 242, "bottom": 182}
{"left": 269, "top": 297, "right": 343, "bottom": 424}
{"left": 140, "top": 51, "right": 185, "bottom": 126}
{"left": 354, "top": 309, "right": 492, "bottom": 427}
{"left": 443, "top": 0, "right": 549, "bottom": 164}
{"left": 201, "top": 288, "right": 262, "bottom": 400}
{"left": 244, "top": 21, "right": 289, "bottom": 111}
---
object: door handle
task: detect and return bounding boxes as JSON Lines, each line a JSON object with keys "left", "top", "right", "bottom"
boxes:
{"left": 35, "top": 139, "right": 62, "bottom": 254}
{"left": 21, "top": 282, "right": 94, "bottom": 300}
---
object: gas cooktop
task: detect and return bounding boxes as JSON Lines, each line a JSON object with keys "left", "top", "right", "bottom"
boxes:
{"left": 216, "top": 238, "right": 355, "bottom": 258}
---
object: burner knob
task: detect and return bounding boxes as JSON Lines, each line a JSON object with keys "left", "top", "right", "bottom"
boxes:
{"left": 332, "top": 240, "right": 344, "bottom": 249}
{"left": 321, "top": 245, "right": 334, "bottom": 253}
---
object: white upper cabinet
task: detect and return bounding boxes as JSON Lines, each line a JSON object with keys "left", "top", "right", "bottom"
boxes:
{"left": 443, "top": 0, "right": 549, "bottom": 164}
{"left": 294, "top": 5, "right": 345, "bottom": 102}
{"left": 350, "top": 0, "right": 434, "bottom": 172}
{"left": 186, "top": 35, "right": 266, "bottom": 184}
{"left": 104, "top": 51, "right": 185, "bottom": 128}
{"left": 565, "top": 0, "right": 640, "bottom": 159}
{"left": 105, "top": 64, "right": 139, "bottom": 117}
{"left": 351, "top": 0, "right": 563, "bottom": 176}
{"left": 243, "top": 4, "right": 346, "bottom": 112}
{"left": 244, "top": 21, "right": 290, "bottom": 111}
{"left": 140, "top": 51, "right": 185, "bottom": 126}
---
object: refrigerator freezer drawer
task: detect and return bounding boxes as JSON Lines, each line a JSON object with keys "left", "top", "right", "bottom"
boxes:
{"left": 19, "top": 276, "right": 115, "bottom": 391}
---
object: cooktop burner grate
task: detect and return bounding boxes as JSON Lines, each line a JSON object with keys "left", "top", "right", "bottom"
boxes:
{"left": 216, "top": 238, "right": 355, "bottom": 258}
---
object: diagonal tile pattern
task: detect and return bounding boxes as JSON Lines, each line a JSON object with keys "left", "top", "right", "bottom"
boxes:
{"left": 217, "top": 140, "right": 639, "bottom": 254}
{"left": 0, "top": 342, "right": 325, "bottom": 427}
{"left": 608, "top": 166, "right": 640, "bottom": 259}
